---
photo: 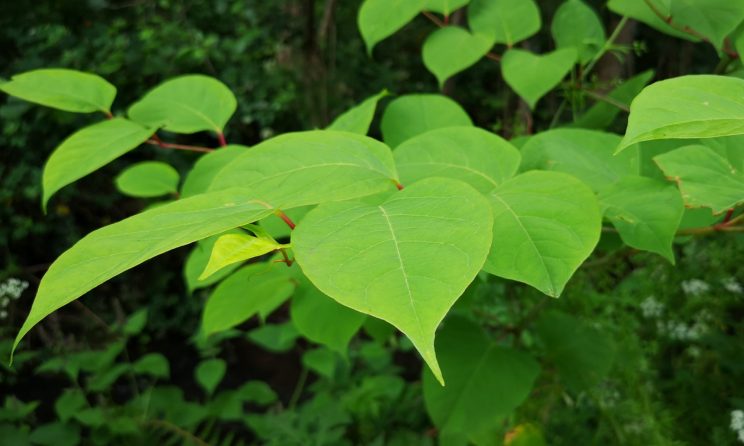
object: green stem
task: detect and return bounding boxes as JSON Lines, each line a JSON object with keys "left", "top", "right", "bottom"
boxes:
{"left": 582, "top": 16, "right": 629, "bottom": 80}
{"left": 288, "top": 367, "right": 309, "bottom": 410}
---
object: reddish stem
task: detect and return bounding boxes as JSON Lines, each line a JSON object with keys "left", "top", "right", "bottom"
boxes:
{"left": 103, "top": 110, "right": 114, "bottom": 119}
{"left": 146, "top": 139, "right": 214, "bottom": 153}
{"left": 217, "top": 132, "right": 227, "bottom": 147}
{"left": 275, "top": 210, "right": 296, "bottom": 230}
{"left": 395, "top": 182, "right": 405, "bottom": 191}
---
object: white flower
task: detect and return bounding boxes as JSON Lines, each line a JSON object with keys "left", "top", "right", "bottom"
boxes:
{"left": 640, "top": 296, "right": 664, "bottom": 318}
{"left": 732, "top": 410, "right": 744, "bottom": 432}
{"left": 723, "top": 277, "right": 743, "bottom": 294}
{"left": 681, "top": 279, "right": 710, "bottom": 296}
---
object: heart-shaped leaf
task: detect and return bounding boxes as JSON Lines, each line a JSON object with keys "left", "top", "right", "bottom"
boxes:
{"left": 467, "top": 0, "right": 541, "bottom": 46}
{"left": 501, "top": 48, "right": 577, "bottom": 109}
{"left": 292, "top": 178, "right": 493, "bottom": 383}
{"left": 394, "top": 126, "right": 521, "bottom": 193}
{"left": 128, "top": 74, "right": 237, "bottom": 134}
{"left": 0, "top": 69, "right": 116, "bottom": 113}
{"left": 484, "top": 171, "right": 601, "bottom": 296}
{"left": 381, "top": 94, "right": 472, "bottom": 147}
{"left": 358, "top": 0, "right": 425, "bottom": 54}
{"left": 115, "top": 161, "right": 180, "bottom": 198}
{"left": 422, "top": 26, "right": 494, "bottom": 88}
{"left": 654, "top": 145, "right": 744, "bottom": 213}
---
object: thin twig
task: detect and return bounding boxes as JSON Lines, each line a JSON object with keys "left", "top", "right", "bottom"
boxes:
{"left": 146, "top": 139, "right": 214, "bottom": 153}
{"left": 584, "top": 90, "right": 630, "bottom": 112}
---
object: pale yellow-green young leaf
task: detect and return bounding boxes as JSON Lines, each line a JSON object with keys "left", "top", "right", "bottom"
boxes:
{"left": 501, "top": 48, "right": 577, "bottom": 109}
{"left": 199, "top": 232, "right": 282, "bottom": 280}
{"left": 468, "top": 0, "right": 541, "bottom": 46}
{"left": 422, "top": 26, "right": 494, "bottom": 88}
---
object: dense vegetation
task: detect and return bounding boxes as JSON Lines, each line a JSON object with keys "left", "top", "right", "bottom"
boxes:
{"left": 1, "top": 1, "right": 743, "bottom": 445}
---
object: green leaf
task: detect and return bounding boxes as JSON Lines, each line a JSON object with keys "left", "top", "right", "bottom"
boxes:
{"left": 571, "top": 70, "right": 655, "bottom": 130}
{"left": 183, "top": 231, "right": 243, "bottom": 292}
{"left": 468, "top": 0, "right": 541, "bottom": 46}
{"left": 394, "top": 126, "right": 521, "bottom": 193}
{"left": 115, "top": 161, "right": 179, "bottom": 198}
{"left": 42, "top": 118, "right": 152, "bottom": 210}
{"left": 195, "top": 358, "right": 226, "bottom": 395}
{"left": 54, "top": 390, "right": 87, "bottom": 422}
{"left": 501, "top": 48, "right": 577, "bottom": 109}
{"left": 128, "top": 74, "right": 237, "bottom": 134}
{"left": 607, "top": 0, "right": 698, "bottom": 41}
{"left": 202, "top": 263, "right": 296, "bottom": 335}
{"left": 14, "top": 189, "right": 275, "bottom": 354}
{"left": 535, "top": 311, "right": 616, "bottom": 391}
{"left": 259, "top": 206, "right": 312, "bottom": 240}
{"left": 122, "top": 308, "right": 148, "bottom": 336}
{"left": 0, "top": 68, "right": 116, "bottom": 113}
{"left": 424, "top": 0, "right": 469, "bottom": 15}
{"left": 293, "top": 178, "right": 493, "bottom": 384}
{"left": 551, "top": 0, "right": 605, "bottom": 64}
{"left": 290, "top": 280, "right": 366, "bottom": 356}
{"left": 484, "top": 171, "right": 602, "bottom": 296}
{"left": 247, "top": 322, "right": 299, "bottom": 353}
{"left": 381, "top": 94, "right": 472, "bottom": 147}
{"left": 181, "top": 145, "right": 246, "bottom": 198}
{"left": 599, "top": 176, "right": 684, "bottom": 262}
{"left": 669, "top": 0, "right": 744, "bottom": 49}
{"left": 199, "top": 230, "right": 281, "bottom": 280}
{"left": 132, "top": 353, "right": 170, "bottom": 378}
{"left": 653, "top": 145, "right": 744, "bottom": 213}
{"left": 422, "top": 317, "right": 539, "bottom": 438}
{"left": 29, "top": 422, "right": 80, "bottom": 446}
{"left": 357, "top": 0, "right": 425, "bottom": 54}
{"left": 328, "top": 90, "right": 388, "bottom": 134}
{"left": 302, "top": 348, "right": 338, "bottom": 379}
{"left": 617, "top": 75, "right": 744, "bottom": 152}
{"left": 520, "top": 129, "right": 639, "bottom": 192}
{"left": 209, "top": 130, "right": 399, "bottom": 208}
{"left": 422, "top": 26, "right": 494, "bottom": 88}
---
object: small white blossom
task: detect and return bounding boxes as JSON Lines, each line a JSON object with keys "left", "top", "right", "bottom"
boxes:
{"left": 640, "top": 296, "right": 664, "bottom": 318}
{"left": 0, "top": 310, "right": 7, "bottom": 319}
{"left": 681, "top": 279, "right": 710, "bottom": 296}
{"left": 723, "top": 277, "right": 743, "bottom": 294}
{"left": 0, "top": 278, "right": 29, "bottom": 300}
{"left": 732, "top": 410, "right": 744, "bottom": 432}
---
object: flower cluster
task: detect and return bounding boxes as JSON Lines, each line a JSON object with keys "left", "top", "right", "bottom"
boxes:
{"left": 731, "top": 410, "right": 744, "bottom": 443}
{"left": 722, "top": 277, "right": 743, "bottom": 295}
{"left": 0, "top": 278, "right": 29, "bottom": 320}
{"left": 640, "top": 296, "right": 664, "bottom": 318}
{"left": 681, "top": 279, "right": 710, "bottom": 296}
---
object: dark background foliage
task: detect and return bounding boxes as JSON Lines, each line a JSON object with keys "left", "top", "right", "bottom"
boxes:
{"left": 0, "top": 1, "right": 741, "bottom": 445}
